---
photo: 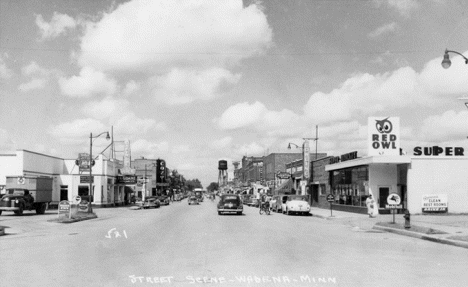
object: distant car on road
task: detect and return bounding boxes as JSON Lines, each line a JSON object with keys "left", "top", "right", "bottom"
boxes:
{"left": 250, "top": 198, "right": 259, "bottom": 208}
{"left": 142, "top": 197, "right": 160, "bottom": 209}
{"left": 283, "top": 195, "right": 311, "bottom": 215}
{"left": 217, "top": 194, "right": 243, "bottom": 215}
{"left": 188, "top": 196, "right": 199, "bottom": 205}
{"left": 158, "top": 195, "right": 170, "bottom": 206}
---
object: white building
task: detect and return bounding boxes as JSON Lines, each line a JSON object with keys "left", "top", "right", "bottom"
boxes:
{"left": 0, "top": 150, "right": 134, "bottom": 207}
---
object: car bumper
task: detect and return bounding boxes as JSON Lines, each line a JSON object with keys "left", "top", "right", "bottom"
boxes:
{"left": 218, "top": 208, "right": 242, "bottom": 213}
{"left": 0, "top": 207, "right": 20, "bottom": 211}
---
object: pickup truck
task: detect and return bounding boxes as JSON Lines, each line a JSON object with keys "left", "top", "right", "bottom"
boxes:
{"left": 0, "top": 176, "right": 52, "bottom": 215}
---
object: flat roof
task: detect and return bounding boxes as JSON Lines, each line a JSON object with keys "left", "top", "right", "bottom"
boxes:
{"left": 325, "top": 155, "right": 412, "bottom": 171}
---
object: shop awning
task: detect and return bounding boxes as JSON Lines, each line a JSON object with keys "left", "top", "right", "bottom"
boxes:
{"left": 325, "top": 155, "right": 411, "bottom": 171}
{"left": 292, "top": 171, "right": 303, "bottom": 179}
{"left": 275, "top": 178, "right": 292, "bottom": 191}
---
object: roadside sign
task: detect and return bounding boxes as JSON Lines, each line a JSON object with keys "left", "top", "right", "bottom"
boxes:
{"left": 386, "top": 193, "right": 402, "bottom": 224}
{"left": 58, "top": 200, "right": 71, "bottom": 219}
{"left": 17, "top": 176, "right": 25, "bottom": 185}
{"left": 78, "top": 200, "right": 89, "bottom": 213}
{"left": 73, "top": 195, "right": 81, "bottom": 204}
{"left": 387, "top": 193, "right": 401, "bottom": 205}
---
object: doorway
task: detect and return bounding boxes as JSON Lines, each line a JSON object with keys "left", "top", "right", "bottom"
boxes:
{"left": 379, "top": 187, "right": 390, "bottom": 208}
{"left": 310, "top": 185, "right": 319, "bottom": 206}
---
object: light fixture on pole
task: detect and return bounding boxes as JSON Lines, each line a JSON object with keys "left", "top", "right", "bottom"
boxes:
{"left": 89, "top": 131, "right": 110, "bottom": 213}
{"left": 441, "top": 49, "right": 468, "bottom": 69}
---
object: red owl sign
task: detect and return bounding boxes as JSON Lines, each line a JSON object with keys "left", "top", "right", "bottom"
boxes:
{"left": 368, "top": 117, "right": 400, "bottom": 156}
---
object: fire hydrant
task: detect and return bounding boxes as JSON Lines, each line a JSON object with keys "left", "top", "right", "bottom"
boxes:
{"left": 403, "top": 210, "right": 411, "bottom": 229}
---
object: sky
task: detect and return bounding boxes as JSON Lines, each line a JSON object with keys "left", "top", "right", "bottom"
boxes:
{"left": 1, "top": 0, "right": 468, "bottom": 187}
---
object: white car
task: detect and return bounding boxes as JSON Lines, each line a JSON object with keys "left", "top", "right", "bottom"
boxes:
{"left": 283, "top": 195, "right": 310, "bottom": 215}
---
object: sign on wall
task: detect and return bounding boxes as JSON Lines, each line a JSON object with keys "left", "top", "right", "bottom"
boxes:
{"left": 368, "top": 117, "right": 400, "bottom": 156}
{"left": 422, "top": 194, "right": 448, "bottom": 213}
{"left": 303, "top": 141, "right": 310, "bottom": 179}
{"left": 413, "top": 146, "right": 464, "bottom": 156}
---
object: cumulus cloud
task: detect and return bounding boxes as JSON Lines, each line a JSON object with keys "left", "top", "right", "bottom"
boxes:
{"left": 22, "top": 61, "right": 50, "bottom": 76}
{"left": 123, "top": 80, "right": 141, "bottom": 96}
{"left": 78, "top": 0, "right": 272, "bottom": 73}
{"left": 0, "top": 55, "right": 13, "bottom": 80}
{"left": 48, "top": 118, "right": 107, "bottom": 144}
{"left": 215, "top": 51, "right": 468, "bottom": 153}
{"left": 81, "top": 96, "right": 129, "bottom": 120}
{"left": 81, "top": 96, "right": 166, "bottom": 136}
{"left": 36, "top": 12, "right": 78, "bottom": 40}
{"left": 18, "top": 78, "right": 47, "bottom": 92}
{"left": 150, "top": 67, "right": 241, "bottom": 105}
{"left": 58, "top": 67, "right": 118, "bottom": 97}
{"left": 217, "top": 101, "right": 267, "bottom": 130}
{"left": 419, "top": 110, "right": 468, "bottom": 141}
{"left": 233, "top": 142, "right": 266, "bottom": 157}
{"left": 374, "top": 0, "right": 419, "bottom": 17}
{"left": 131, "top": 139, "right": 170, "bottom": 158}
{"left": 368, "top": 22, "right": 397, "bottom": 38}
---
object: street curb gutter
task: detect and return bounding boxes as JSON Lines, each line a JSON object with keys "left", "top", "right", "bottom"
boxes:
{"left": 373, "top": 225, "right": 468, "bottom": 250}
{"left": 312, "top": 214, "right": 339, "bottom": 220}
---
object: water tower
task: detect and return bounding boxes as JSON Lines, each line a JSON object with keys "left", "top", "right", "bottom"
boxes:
{"left": 218, "top": 160, "right": 228, "bottom": 188}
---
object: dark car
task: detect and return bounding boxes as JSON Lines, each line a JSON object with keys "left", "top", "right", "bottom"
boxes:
{"left": 217, "top": 194, "right": 243, "bottom": 215}
{"left": 142, "top": 196, "right": 161, "bottom": 209}
{"left": 158, "top": 195, "right": 170, "bottom": 206}
{"left": 188, "top": 196, "right": 199, "bottom": 205}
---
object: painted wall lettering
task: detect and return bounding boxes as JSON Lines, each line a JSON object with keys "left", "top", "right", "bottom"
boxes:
{"left": 413, "top": 146, "right": 464, "bottom": 156}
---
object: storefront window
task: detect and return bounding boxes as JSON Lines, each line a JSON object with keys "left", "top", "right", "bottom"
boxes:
{"left": 330, "top": 166, "right": 369, "bottom": 207}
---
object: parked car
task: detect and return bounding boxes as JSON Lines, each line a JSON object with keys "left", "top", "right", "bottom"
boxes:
{"left": 242, "top": 195, "right": 252, "bottom": 206}
{"left": 270, "top": 195, "right": 281, "bottom": 213}
{"left": 142, "top": 196, "right": 160, "bottom": 209}
{"left": 250, "top": 198, "right": 259, "bottom": 208}
{"left": 283, "top": 195, "right": 311, "bottom": 215}
{"left": 158, "top": 195, "right": 170, "bottom": 206}
{"left": 188, "top": 196, "right": 199, "bottom": 205}
{"left": 217, "top": 194, "right": 243, "bottom": 215}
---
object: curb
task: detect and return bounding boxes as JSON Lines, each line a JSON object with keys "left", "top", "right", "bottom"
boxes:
{"left": 373, "top": 225, "right": 468, "bottom": 250}
{"left": 312, "top": 214, "right": 340, "bottom": 220}
{"left": 0, "top": 226, "right": 4, "bottom": 236}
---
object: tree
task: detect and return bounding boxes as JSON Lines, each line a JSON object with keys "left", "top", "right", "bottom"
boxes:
{"left": 185, "top": 179, "right": 203, "bottom": 191}
{"left": 207, "top": 182, "right": 219, "bottom": 192}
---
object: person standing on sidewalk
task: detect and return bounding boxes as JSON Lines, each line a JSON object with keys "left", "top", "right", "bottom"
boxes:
{"left": 366, "top": 194, "right": 377, "bottom": 218}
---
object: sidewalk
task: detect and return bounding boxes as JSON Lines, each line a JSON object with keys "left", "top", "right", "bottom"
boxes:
{"left": 309, "top": 207, "right": 468, "bottom": 249}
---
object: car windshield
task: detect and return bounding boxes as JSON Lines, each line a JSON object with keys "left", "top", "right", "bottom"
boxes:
{"left": 289, "top": 196, "right": 307, "bottom": 201}
{"left": 9, "top": 189, "right": 25, "bottom": 196}
{"left": 222, "top": 196, "right": 239, "bottom": 203}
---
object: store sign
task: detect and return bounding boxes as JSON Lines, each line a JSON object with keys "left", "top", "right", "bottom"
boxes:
{"left": 276, "top": 171, "right": 291, "bottom": 179}
{"left": 58, "top": 201, "right": 70, "bottom": 214}
{"left": 329, "top": 151, "right": 358, "bottom": 164}
{"left": 80, "top": 176, "right": 94, "bottom": 183}
{"left": 76, "top": 153, "right": 92, "bottom": 172}
{"left": 413, "top": 146, "right": 464, "bottom": 156}
{"left": 303, "top": 141, "right": 310, "bottom": 179}
{"left": 368, "top": 117, "right": 400, "bottom": 156}
{"left": 116, "top": 175, "right": 137, "bottom": 184}
{"left": 156, "top": 159, "right": 167, "bottom": 184}
{"left": 422, "top": 194, "right": 448, "bottom": 213}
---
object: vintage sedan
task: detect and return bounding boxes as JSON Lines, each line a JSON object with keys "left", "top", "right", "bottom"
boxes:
{"left": 158, "top": 195, "right": 170, "bottom": 206}
{"left": 188, "top": 196, "right": 199, "bottom": 205}
{"left": 217, "top": 194, "right": 243, "bottom": 215}
{"left": 142, "top": 197, "right": 160, "bottom": 209}
{"left": 283, "top": 195, "right": 311, "bottom": 215}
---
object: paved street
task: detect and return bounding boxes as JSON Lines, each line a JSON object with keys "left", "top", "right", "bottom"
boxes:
{"left": 1, "top": 199, "right": 468, "bottom": 287}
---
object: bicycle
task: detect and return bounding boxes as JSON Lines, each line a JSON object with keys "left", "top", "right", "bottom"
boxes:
{"left": 259, "top": 202, "right": 270, "bottom": 215}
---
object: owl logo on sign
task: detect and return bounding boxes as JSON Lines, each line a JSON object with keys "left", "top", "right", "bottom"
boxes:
{"left": 375, "top": 117, "right": 393, "bottom": 134}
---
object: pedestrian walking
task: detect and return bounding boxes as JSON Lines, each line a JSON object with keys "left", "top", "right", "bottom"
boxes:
{"left": 366, "top": 194, "right": 377, "bottom": 218}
